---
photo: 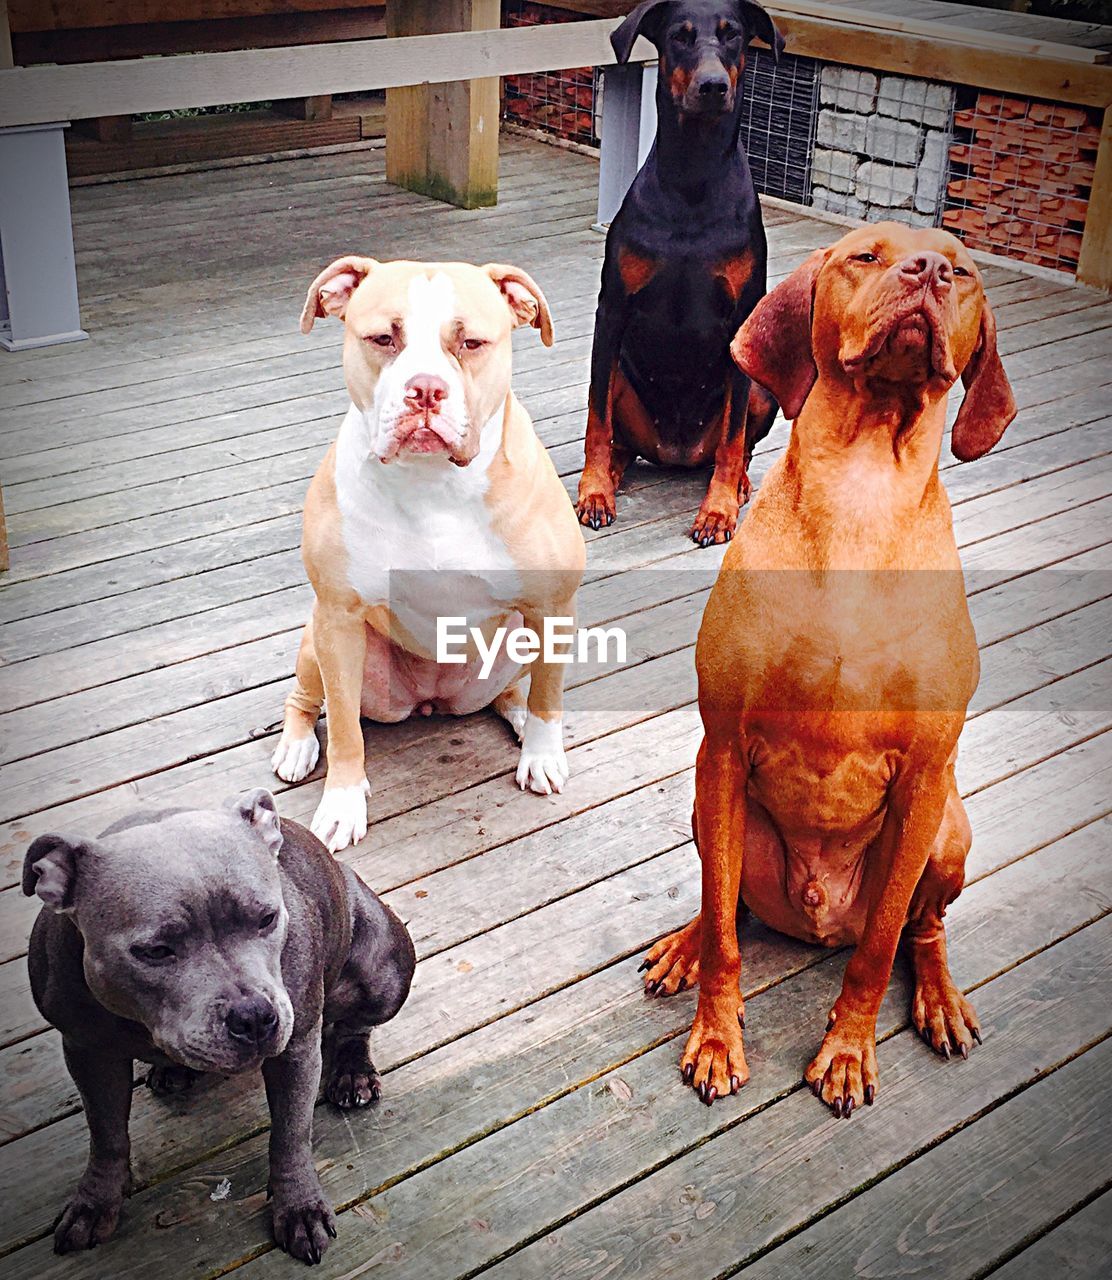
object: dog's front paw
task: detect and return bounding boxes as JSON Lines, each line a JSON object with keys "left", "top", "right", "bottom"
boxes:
{"left": 575, "top": 480, "right": 616, "bottom": 531}
{"left": 270, "top": 1175, "right": 337, "bottom": 1266}
{"left": 147, "top": 1062, "right": 202, "bottom": 1096}
{"left": 310, "top": 780, "right": 371, "bottom": 853}
{"left": 515, "top": 715, "right": 568, "bottom": 796}
{"left": 53, "top": 1170, "right": 130, "bottom": 1254}
{"left": 679, "top": 996, "right": 748, "bottom": 1105}
{"left": 690, "top": 495, "right": 740, "bottom": 548}
{"left": 272, "top": 730, "right": 321, "bottom": 783}
{"left": 804, "top": 1010, "right": 880, "bottom": 1117}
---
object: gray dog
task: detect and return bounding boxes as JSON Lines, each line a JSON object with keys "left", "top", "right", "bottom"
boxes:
{"left": 23, "top": 789, "right": 415, "bottom": 1265}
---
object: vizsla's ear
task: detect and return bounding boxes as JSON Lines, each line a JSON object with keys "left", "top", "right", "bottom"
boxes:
{"left": 738, "top": 1, "right": 785, "bottom": 60}
{"left": 484, "top": 263, "right": 555, "bottom": 347}
{"left": 610, "top": 0, "right": 673, "bottom": 63}
{"left": 731, "top": 248, "right": 826, "bottom": 421}
{"left": 300, "top": 255, "right": 377, "bottom": 333}
{"left": 951, "top": 300, "right": 1017, "bottom": 461}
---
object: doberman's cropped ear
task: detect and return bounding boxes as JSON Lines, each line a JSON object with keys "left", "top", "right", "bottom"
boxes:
{"left": 23, "top": 834, "right": 99, "bottom": 912}
{"left": 300, "top": 255, "right": 377, "bottom": 333}
{"left": 951, "top": 299, "right": 1016, "bottom": 461}
{"left": 731, "top": 248, "right": 827, "bottom": 421}
{"left": 610, "top": 0, "right": 673, "bottom": 63}
{"left": 230, "top": 788, "right": 284, "bottom": 859}
{"left": 737, "top": 1, "right": 785, "bottom": 60}
{"left": 484, "top": 263, "right": 555, "bottom": 346}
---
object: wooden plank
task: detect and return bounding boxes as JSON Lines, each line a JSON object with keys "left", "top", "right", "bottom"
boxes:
{"left": 739, "top": 1054, "right": 1112, "bottom": 1280}
{"left": 1078, "top": 107, "right": 1112, "bottom": 292}
{"left": 1, "top": 13, "right": 1110, "bottom": 132}
{"left": 989, "top": 1192, "right": 1112, "bottom": 1280}
{"left": 7, "top": 0, "right": 386, "bottom": 32}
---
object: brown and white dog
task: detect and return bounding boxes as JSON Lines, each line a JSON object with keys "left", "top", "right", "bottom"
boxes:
{"left": 272, "top": 258, "right": 585, "bottom": 853}
{"left": 641, "top": 224, "right": 1016, "bottom": 1114}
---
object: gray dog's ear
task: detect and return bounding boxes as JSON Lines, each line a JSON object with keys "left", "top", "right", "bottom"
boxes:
{"left": 737, "top": 1, "right": 785, "bottom": 61}
{"left": 610, "top": 0, "right": 673, "bottom": 63}
{"left": 231, "top": 789, "right": 284, "bottom": 859}
{"left": 22, "top": 834, "right": 97, "bottom": 912}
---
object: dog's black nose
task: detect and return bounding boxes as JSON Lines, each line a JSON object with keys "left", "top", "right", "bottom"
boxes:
{"left": 697, "top": 77, "right": 729, "bottom": 99}
{"left": 226, "top": 995, "right": 279, "bottom": 1045}
{"left": 899, "top": 252, "right": 952, "bottom": 290}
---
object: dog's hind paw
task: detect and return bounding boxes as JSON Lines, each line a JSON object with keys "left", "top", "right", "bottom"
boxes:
{"left": 310, "top": 780, "right": 371, "bottom": 853}
{"left": 146, "top": 1062, "right": 202, "bottom": 1096}
{"left": 272, "top": 731, "right": 320, "bottom": 783}
{"left": 575, "top": 487, "right": 617, "bottom": 531}
{"left": 642, "top": 916, "right": 703, "bottom": 997}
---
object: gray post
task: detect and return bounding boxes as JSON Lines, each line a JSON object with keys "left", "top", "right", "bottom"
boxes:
{"left": 0, "top": 123, "right": 88, "bottom": 351}
{"left": 594, "top": 62, "right": 658, "bottom": 230}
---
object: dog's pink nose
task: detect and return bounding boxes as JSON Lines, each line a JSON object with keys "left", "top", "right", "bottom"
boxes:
{"left": 898, "top": 252, "right": 952, "bottom": 291}
{"left": 404, "top": 374, "right": 449, "bottom": 412}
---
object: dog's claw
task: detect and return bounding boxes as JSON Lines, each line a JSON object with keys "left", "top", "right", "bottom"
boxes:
{"left": 730, "top": 1075, "right": 741, "bottom": 1094}
{"left": 960, "top": 1042, "right": 969, "bottom": 1060}
{"left": 864, "top": 1084, "right": 875, "bottom": 1106}
{"left": 844, "top": 1096, "right": 854, "bottom": 1118}
{"left": 637, "top": 959, "right": 651, "bottom": 973}
{"left": 810, "top": 1077, "right": 822, "bottom": 1097}
{"left": 972, "top": 1028, "right": 982, "bottom": 1045}
{"left": 682, "top": 1063, "right": 695, "bottom": 1085}
{"left": 832, "top": 1096, "right": 843, "bottom": 1118}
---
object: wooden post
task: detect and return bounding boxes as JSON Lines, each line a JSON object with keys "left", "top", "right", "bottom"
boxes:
{"left": 1077, "top": 106, "right": 1112, "bottom": 293}
{"left": 386, "top": 0, "right": 500, "bottom": 209}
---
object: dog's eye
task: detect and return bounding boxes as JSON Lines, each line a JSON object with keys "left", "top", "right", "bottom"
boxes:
{"left": 462, "top": 338, "right": 486, "bottom": 352}
{"left": 367, "top": 334, "right": 394, "bottom": 349}
{"left": 131, "top": 943, "right": 175, "bottom": 964}
{"left": 673, "top": 24, "right": 696, "bottom": 45}
{"left": 850, "top": 252, "right": 880, "bottom": 265}
{"left": 718, "top": 22, "right": 740, "bottom": 40}
{"left": 952, "top": 265, "right": 972, "bottom": 278}
{"left": 258, "top": 910, "right": 278, "bottom": 933}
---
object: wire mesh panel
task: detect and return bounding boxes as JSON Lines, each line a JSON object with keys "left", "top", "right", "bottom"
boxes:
{"left": 739, "top": 48, "right": 819, "bottom": 204}
{"left": 943, "top": 92, "right": 1100, "bottom": 275}
{"left": 502, "top": 2, "right": 600, "bottom": 146}
{"left": 810, "top": 69, "right": 954, "bottom": 226}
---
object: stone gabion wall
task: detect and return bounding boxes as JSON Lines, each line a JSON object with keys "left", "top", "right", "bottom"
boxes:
{"left": 810, "top": 67, "right": 955, "bottom": 227}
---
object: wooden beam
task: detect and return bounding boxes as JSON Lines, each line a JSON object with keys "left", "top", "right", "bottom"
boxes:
{"left": 0, "top": 13, "right": 1110, "bottom": 130}
{"left": 386, "top": 0, "right": 500, "bottom": 210}
{"left": 6, "top": 0, "right": 385, "bottom": 32}
{"left": 1078, "top": 106, "right": 1112, "bottom": 292}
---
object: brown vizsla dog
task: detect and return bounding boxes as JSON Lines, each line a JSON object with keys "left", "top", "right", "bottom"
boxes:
{"left": 641, "top": 223, "right": 1016, "bottom": 1116}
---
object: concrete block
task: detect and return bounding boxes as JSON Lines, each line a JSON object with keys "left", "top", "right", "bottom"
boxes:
{"left": 877, "top": 76, "right": 953, "bottom": 130}
{"left": 866, "top": 115, "right": 923, "bottom": 166}
{"left": 811, "top": 186, "right": 867, "bottom": 220}
{"left": 811, "top": 148, "right": 858, "bottom": 194}
{"left": 915, "top": 130, "right": 949, "bottom": 215}
{"left": 856, "top": 161, "right": 915, "bottom": 209}
{"left": 820, "top": 66, "right": 877, "bottom": 113}
{"left": 817, "top": 109, "right": 868, "bottom": 155}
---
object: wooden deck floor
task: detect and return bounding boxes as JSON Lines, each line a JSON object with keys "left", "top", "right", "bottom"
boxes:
{"left": 1, "top": 137, "right": 1110, "bottom": 1280}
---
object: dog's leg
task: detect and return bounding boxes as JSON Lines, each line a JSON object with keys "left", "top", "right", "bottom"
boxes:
{"left": 679, "top": 735, "right": 750, "bottom": 1103}
{"left": 309, "top": 609, "right": 370, "bottom": 853}
{"left": 906, "top": 777, "right": 980, "bottom": 1059}
{"left": 324, "top": 872, "right": 415, "bottom": 1109}
{"left": 691, "top": 369, "right": 749, "bottom": 548}
{"left": 576, "top": 301, "right": 626, "bottom": 530}
{"left": 53, "top": 1041, "right": 133, "bottom": 1254}
{"left": 263, "top": 1028, "right": 337, "bottom": 1265}
{"left": 514, "top": 604, "right": 572, "bottom": 795}
{"left": 272, "top": 615, "right": 324, "bottom": 784}
{"left": 493, "top": 678, "right": 528, "bottom": 742}
{"left": 805, "top": 761, "right": 951, "bottom": 1116}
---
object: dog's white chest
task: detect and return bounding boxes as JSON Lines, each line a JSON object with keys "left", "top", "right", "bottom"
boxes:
{"left": 334, "top": 405, "right": 520, "bottom": 646}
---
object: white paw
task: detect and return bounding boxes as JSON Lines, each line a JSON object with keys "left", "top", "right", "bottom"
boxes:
{"left": 310, "top": 781, "right": 371, "bottom": 853}
{"left": 271, "top": 731, "right": 320, "bottom": 783}
{"left": 515, "top": 715, "right": 569, "bottom": 796}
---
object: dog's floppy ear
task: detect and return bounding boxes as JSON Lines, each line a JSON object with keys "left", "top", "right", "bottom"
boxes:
{"left": 731, "top": 248, "right": 826, "bottom": 421}
{"left": 23, "top": 834, "right": 98, "bottom": 912}
{"left": 611, "top": 0, "right": 673, "bottom": 63}
{"left": 231, "top": 788, "right": 284, "bottom": 859}
{"left": 737, "top": 1, "right": 785, "bottom": 60}
{"left": 484, "top": 263, "right": 555, "bottom": 347}
{"left": 300, "top": 255, "right": 377, "bottom": 333}
{"left": 951, "top": 300, "right": 1016, "bottom": 461}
